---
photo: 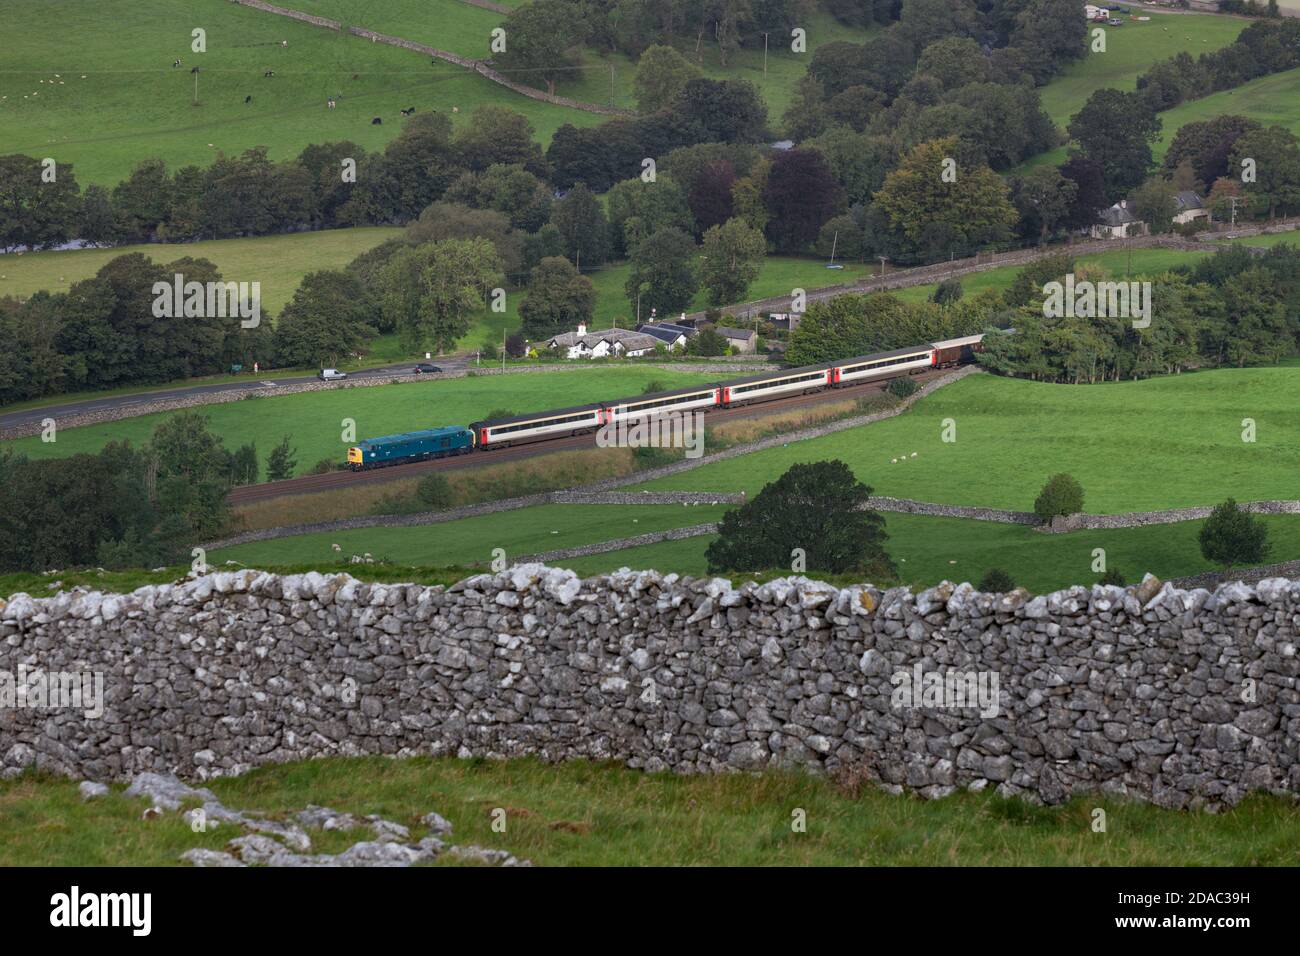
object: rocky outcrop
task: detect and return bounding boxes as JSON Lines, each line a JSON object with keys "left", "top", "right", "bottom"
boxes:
{"left": 3, "top": 567, "right": 1299, "bottom": 809}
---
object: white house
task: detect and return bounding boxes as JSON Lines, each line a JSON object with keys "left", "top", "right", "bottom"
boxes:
{"left": 1173, "top": 190, "right": 1209, "bottom": 225}
{"left": 1090, "top": 200, "right": 1147, "bottom": 239}
{"left": 637, "top": 324, "right": 689, "bottom": 350}
{"left": 545, "top": 322, "right": 659, "bottom": 359}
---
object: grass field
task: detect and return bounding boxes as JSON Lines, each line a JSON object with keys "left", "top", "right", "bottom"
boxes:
{"left": 1224, "top": 230, "right": 1300, "bottom": 248}
{"left": 1036, "top": 12, "right": 1245, "bottom": 131}
{"left": 213, "top": 502, "right": 732, "bottom": 566}
{"left": 9, "top": 367, "right": 719, "bottom": 475}
{"left": 1027, "top": 63, "right": 1300, "bottom": 173}
{"left": 555, "top": 511, "right": 1300, "bottom": 594}
{"left": 4, "top": 755, "right": 1298, "bottom": 865}
{"left": 0, "top": 226, "right": 399, "bottom": 313}
{"left": 631, "top": 368, "right": 1300, "bottom": 513}
{"left": 0, "top": 0, "right": 605, "bottom": 186}
{"left": 890, "top": 246, "right": 1210, "bottom": 304}
{"left": 289, "top": 0, "right": 879, "bottom": 126}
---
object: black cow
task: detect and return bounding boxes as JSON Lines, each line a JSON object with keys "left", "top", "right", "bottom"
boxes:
{"left": 371, "top": 116, "right": 382, "bottom": 125}
{"left": 190, "top": 67, "right": 199, "bottom": 74}
{"left": 264, "top": 70, "right": 275, "bottom": 78}
{"left": 400, "top": 107, "right": 415, "bottom": 116}
{"left": 244, "top": 95, "right": 252, "bottom": 104}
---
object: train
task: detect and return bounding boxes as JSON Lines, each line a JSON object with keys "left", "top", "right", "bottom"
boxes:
{"left": 345, "top": 333, "right": 984, "bottom": 471}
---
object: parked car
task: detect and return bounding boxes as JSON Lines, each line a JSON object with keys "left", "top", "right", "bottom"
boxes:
{"left": 1107, "top": 18, "right": 1123, "bottom": 25}
{"left": 318, "top": 368, "right": 347, "bottom": 381}
{"left": 412, "top": 363, "right": 443, "bottom": 374}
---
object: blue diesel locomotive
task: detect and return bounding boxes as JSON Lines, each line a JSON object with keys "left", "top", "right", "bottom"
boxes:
{"left": 347, "top": 425, "right": 475, "bottom": 471}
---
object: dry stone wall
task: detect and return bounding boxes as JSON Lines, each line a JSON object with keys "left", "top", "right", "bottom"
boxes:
{"left": 3, "top": 567, "right": 1298, "bottom": 809}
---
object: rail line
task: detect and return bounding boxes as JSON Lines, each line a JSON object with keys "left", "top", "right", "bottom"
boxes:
{"left": 228, "top": 370, "right": 948, "bottom": 504}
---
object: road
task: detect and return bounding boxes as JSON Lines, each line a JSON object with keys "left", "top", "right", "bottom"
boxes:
{"left": 0, "top": 357, "right": 471, "bottom": 430}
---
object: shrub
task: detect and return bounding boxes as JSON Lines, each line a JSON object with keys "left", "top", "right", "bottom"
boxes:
{"left": 1099, "top": 567, "right": 1127, "bottom": 586}
{"left": 1199, "top": 499, "right": 1271, "bottom": 571}
{"left": 886, "top": 376, "right": 919, "bottom": 398}
{"left": 641, "top": 379, "right": 668, "bottom": 394}
{"left": 931, "top": 278, "right": 964, "bottom": 305}
{"left": 978, "top": 568, "right": 1015, "bottom": 592}
{"left": 633, "top": 445, "right": 679, "bottom": 469}
{"left": 1033, "top": 473, "right": 1084, "bottom": 520}
{"left": 415, "top": 473, "right": 455, "bottom": 510}
{"left": 308, "top": 457, "right": 336, "bottom": 475}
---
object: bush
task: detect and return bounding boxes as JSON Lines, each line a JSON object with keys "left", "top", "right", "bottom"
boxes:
{"left": 931, "top": 278, "right": 964, "bottom": 305}
{"left": 1199, "top": 498, "right": 1271, "bottom": 571}
{"left": 633, "top": 445, "right": 679, "bottom": 469}
{"left": 1033, "top": 473, "right": 1084, "bottom": 520}
{"left": 1099, "top": 567, "right": 1127, "bottom": 586}
{"left": 416, "top": 473, "right": 455, "bottom": 510}
{"left": 641, "top": 379, "right": 668, "bottom": 394}
{"left": 308, "top": 457, "right": 336, "bottom": 475}
{"left": 886, "top": 376, "right": 919, "bottom": 398}
{"left": 978, "top": 568, "right": 1016, "bottom": 592}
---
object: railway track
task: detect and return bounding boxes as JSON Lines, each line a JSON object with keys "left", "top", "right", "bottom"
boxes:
{"left": 229, "top": 369, "right": 949, "bottom": 505}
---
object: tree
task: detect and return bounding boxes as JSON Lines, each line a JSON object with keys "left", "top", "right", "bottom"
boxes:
{"left": 634, "top": 45, "right": 702, "bottom": 113}
{"left": 229, "top": 443, "right": 259, "bottom": 486}
{"left": 416, "top": 473, "right": 454, "bottom": 509}
{"left": 672, "top": 77, "right": 768, "bottom": 144}
{"left": 1014, "top": 165, "right": 1077, "bottom": 244}
{"left": 606, "top": 174, "right": 695, "bottom": 256}
{"left": 1231, "top": 125, "right": 1300, "bottom": 219}
{"left": 1131, "top": 177, "right": 1180, "bottom": 235}
{"left": 379, "top": 238, "right": 505, "bottom": 354}
{"left": 705, "top": 460, "right": 895, "bottom": 575}
{"left": 931, "top": 278, "right": 963, "bottom": 305}
{"left": 1199, "top": 499, "right": 1271, "bottom": 572}
{"left": 687, "top": 327, "right": 729, "bottom": 356}
{"left": 266, "top": 436, "right": 298, "bottom": 482}
{"left": 519, "top": 256, "right": 596, "bottom": 339}
{"left": 445, "top": 163, "right": 552, "bottom": 232}
{"left": 1058, "top": 156, "right": 1108, "bottom": 231}
{"left": 763, "top": 148, "right": 846, "bottom": 253}
{"left": 978, "top": 568, "right": 1015, "bottom": 592}
{"left": 453, "top": 106, "right": 545, "bottom": 173}
{"left": 493, "top": 0, "right": 591, "bottom": 96}
{"left": 700, "top": 218, "right": 766, "bottom": 307}
{"left": 1164, "top": 115, "right": 1261, "bottom": 186}
{"left": 874, "top": 137, "right": 1018, "bottom": 258}
{"left": 0, "top": 153, "right": 83, "bottom": 251}
{"left": 1033, "top": 473, "right": 1084, "bottom": 520}
{"left": 147, "top": 413, "right": 234, "bottom": 542}
{"left": 551, "top": 183, "right": 614, "bottom": 268}
{"left": 273, "top": 270, "right": 379, "bottom": 368}
{"left": 1067, "top": 90, "right": 1161, "bottom": 202}
{"left": 688, "top": 161, "right": 738, "bottom": 234}
{"left": 624, "top": 227, "right": 699, "bottom": 317}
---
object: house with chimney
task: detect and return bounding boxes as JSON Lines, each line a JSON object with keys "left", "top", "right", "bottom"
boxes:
{"left": 544, "top": 322, "right": 659, "bottom": 359}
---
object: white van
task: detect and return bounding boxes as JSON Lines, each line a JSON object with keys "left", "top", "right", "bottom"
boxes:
{"left": 318, "top": 368, "right": 347, "bottom": 381}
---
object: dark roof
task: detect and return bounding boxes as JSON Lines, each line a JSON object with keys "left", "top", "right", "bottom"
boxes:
{"left": 656, "top": 322, "right": 696, "bottom": 335}
{"left": 637, "top": 325, "right": 685, "bottom": 344}
{"left": 469, "top": 403, "right": 603, "bottom": 428}
{"left": 1175, "top": 190, "right": 1204, "bottom": 210}
{"left": 1098, "top": 202, "right": 1139, "bottom": 227}
{"left": 716, "top": 327, "right": 756, "bottom": 340}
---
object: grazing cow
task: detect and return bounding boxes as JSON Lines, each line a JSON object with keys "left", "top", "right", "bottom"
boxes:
{"left": 327, "top": 97, "right": 336, "bottom": 109}
{"left": 244, "top": 95, "right": 252, "bottom": 103}
{"left": 371, "top": 116, "right": 382, "bottom": 125}
{"left": 190, "top": 67, "right": 199, "bottom": 74}
{"left": 400, "top": 106, "right": 415, "bottom": 115}
{"left": 264, "top": 70, "right": 275, "bottom": 77}
{"left": 172, "top": 59, "right": 181, "bottom": 68}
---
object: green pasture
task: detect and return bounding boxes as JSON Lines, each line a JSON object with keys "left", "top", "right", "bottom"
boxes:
{"left": 631, "top": 367, "right": 1300, "bottom": 513}
{"left": 9, "top": 367, "right": 720, "bottom": 474}
{"left": 0, "top": 0, "right": 605, "bottom": 185}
